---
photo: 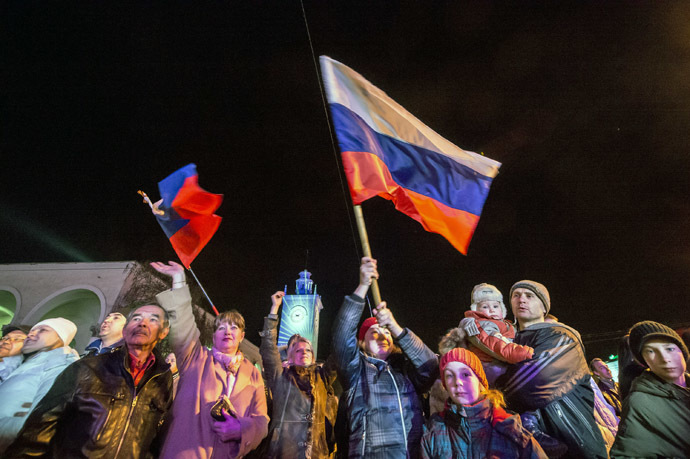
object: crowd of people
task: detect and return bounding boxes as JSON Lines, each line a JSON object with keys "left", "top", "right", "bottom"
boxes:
{"left": 0, "top": 257, "right": 687, "bottom": 458}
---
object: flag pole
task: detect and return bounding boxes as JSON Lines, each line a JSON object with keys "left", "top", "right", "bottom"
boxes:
{"left": 353, "top": 204, "right": 382, "bottom": 306}
{"left": 187, "top": 265, "right": 221, "bottom": 316}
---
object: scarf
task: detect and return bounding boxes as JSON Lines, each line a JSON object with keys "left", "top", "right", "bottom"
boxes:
{"left": 212, "top": 347, "right": 244, "bottom": 375}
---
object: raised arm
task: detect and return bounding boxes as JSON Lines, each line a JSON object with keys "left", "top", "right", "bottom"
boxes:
{"left": 151, "top": 261, "right": 201, "bottom": 372}
{"left": 258, "top": 291, "right": 286, "bottom": 387}
{"left": 331, "top": 257, "right": 378, "bottom": 388}
{"left": 376, "top": 303, "right": 439, "bottom": 392}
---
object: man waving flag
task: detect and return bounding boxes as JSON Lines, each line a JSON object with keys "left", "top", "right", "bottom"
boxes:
{"left": 320, "top": 56, "right": 501, "bottom": 254}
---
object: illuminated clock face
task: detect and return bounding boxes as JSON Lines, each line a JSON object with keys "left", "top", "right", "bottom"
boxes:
{"left": 290, "top": 305, "right": 308, "bottom": 323}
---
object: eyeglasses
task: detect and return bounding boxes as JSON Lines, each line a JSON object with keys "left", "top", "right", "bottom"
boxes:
{"left": 0, "top": 336, "right": 25, "bottom": 343}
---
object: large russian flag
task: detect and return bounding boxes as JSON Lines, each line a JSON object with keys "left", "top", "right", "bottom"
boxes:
{"left": 156, "top": 164, "right": 223, "bottom": 268}
{"left": 320, "top": 56, "right": 501, "bottom": 254}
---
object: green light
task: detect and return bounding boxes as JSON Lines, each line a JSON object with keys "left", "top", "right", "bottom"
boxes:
{"left": 0, "top": 205, "right": 91, "bottom": 262}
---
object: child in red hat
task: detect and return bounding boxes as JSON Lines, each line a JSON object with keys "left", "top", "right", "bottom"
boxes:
{"left": 421, "top": 348, "right": 546, "bottom": 459}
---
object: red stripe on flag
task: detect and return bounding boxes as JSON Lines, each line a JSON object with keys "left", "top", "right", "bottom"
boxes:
{"left": 169, "top": 214, "right": 222, "bottom": 268}
{"left": 166, "top": 174, "right": 223, "bottom": 268}
{"left": 343, "top": 150, "right": 479, "bottom": 254}
{"left": 172, "top": 176, "right": 223, "bottom": 218}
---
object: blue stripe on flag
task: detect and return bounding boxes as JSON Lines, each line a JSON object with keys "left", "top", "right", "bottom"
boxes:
{"left": 155, "top": 208, "right": 188, "bottom": 239}
{"left": 331, "top": 103, "right": 494, "bottom": 216}
{"left": 159, "top": 163, "right": 198, "bottom": 206}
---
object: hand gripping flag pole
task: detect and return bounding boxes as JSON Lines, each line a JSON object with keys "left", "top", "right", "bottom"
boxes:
{"left": 138, "top": 163, "right": 223, "bottom": 315}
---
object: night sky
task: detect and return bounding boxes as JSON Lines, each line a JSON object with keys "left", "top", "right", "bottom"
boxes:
{"left": 3, "top": 2, "right": 690, "bottom": 362}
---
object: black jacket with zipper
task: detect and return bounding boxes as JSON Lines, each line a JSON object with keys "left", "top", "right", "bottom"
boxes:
{"left": 497, "top": 322, "right": 608, "bottom": 458}
{"left": 4, "top": 345, "right": 173, "bottom": 458}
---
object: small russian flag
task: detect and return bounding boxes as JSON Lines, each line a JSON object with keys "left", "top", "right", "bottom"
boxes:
{"left": 320, "top": 56, "right": 501, "bottom": 254}
{"left": 156, "top": 164, "right": 223, "bottom": 268}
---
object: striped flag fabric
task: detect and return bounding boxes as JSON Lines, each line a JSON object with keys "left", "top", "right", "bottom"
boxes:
{"left": 155, "top": 163, "right": 223, "bottom": 268}
{"left": 320, "top": 56, "right": 501, "bottom": 254}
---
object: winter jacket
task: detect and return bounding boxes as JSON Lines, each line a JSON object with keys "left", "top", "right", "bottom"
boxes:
{"left": 259, "top": 314, "right": 338, "bottom": 458}
{"left": 157, "top": 286, "right": 269, "bottom": 459}
{"left": 497, "top": 322, "right": 608, "bottom": 458}
{"left": 610, "top": 370, "right": 690, "bottom": 458}
{"left": 463, "top": 311, "right": 534, "bottom": 386}
{"left": 463, "top": 311, "right": 533, "bottom": 364}
{"left": 332, "top": 294, "right": 439, "bottom": 458}
{"left": 498, "top": 322, "right": 590, "bottom": 412}
{"left": 421, "top": 398, "right": 547, "bottom": 459}
{"left": 4, "top": 345, "right": 172, "bottom": 458}
{"left": 0, "top": 346, "right": 79, "bottom": 453}
{"left": 590, "top": 377, "right": 618, "bottom": 451}
{"left": 0, "top": 354, "right": 23, "bottom": 383}
{"left": 82, "top": 337, "right": 124, "bottom": 357}
{"left": 593, "top": 376, "right": 622, "bottom": 417}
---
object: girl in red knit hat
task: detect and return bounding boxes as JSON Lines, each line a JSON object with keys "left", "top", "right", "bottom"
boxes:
{"left": 421, "top": 347, "right": 547, "bottom": 459}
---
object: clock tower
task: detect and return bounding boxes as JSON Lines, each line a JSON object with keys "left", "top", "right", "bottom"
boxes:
{"left": 277, "top": 270, "right": 323, "bottom": 357}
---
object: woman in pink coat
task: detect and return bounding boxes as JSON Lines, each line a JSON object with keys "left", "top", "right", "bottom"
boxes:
{"left": 152, "top": 261, "right": 269, "bottom": 459}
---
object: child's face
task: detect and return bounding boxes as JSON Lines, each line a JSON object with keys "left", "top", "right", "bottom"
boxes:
{"left": 443, "top": 361, "right": 483, "bottom": 406}
{"left": 477, "top": 300, "right": 502, "bottom": 320}
{"left": 641, "top": 338, "right": 687, "bottom": 386}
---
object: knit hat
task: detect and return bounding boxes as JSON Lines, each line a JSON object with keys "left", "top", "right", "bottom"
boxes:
{"left": 510, "top": 280, "right": 550, "bottom": 315}
{"left": 628, "top": 320, "right": 689, "bottom": 366}
{"left": 439, "top": 348, "right": 488, "bottom": 390}
{"left": 470, "top": 283, "right": 506, "bottom": 319}
{"left": 31, "top": 318, "right": 78, "bottom": 347}
{"left": 358, "top": 317, "right": 378, "bottom": 341}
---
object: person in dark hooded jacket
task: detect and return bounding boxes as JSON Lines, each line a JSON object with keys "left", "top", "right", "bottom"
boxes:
{"left": 610, "top": 320, "right": 690, "bottom": 458}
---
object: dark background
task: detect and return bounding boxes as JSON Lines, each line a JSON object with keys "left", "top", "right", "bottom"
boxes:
{"left": 3, "top": 2, "right": 690, "bottom": 362}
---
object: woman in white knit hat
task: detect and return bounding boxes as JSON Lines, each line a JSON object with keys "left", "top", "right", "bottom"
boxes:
{"left": 0, "top": 317, "right": 79, "bottom": 453}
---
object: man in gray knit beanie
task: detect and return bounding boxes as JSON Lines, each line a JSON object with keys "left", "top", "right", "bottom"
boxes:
{"left": 510, "top": 280, "right": 550, "bottom": 329}
{"left": 498, "top": 280, "right": 608, "bottom": 458}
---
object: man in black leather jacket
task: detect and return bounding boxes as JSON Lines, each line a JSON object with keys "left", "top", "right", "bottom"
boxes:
{"left": 5, "top": 304, "right": 174, "bottom": 458}
{"left": 498, "top": 281, "right": 608, "bottom": 459}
